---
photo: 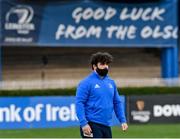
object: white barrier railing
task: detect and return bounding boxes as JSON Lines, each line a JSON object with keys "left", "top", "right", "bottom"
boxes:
{"left": 0, "top": 78, "right": 180, "bottom": 90}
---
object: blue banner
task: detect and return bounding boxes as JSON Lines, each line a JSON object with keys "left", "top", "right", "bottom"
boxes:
{"left": 1, "top": 0, "right": 178, "bottom": 47}
{"left": 0, "top": 96, "right": 125, "bottom": 129}
{"left": 1, "top": 1, "right": 43, "bottom": 45}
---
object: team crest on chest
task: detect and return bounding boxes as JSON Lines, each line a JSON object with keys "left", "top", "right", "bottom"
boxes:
{"left": 108, "top": 83, "right": 113, "bottom": 88}
{"left": 94, "top": 84, "right": 100, "bottom": 88}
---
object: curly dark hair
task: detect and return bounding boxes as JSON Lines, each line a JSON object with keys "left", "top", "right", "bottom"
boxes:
{"left": 90, "top": 52, "right": 113, "bottom": 69}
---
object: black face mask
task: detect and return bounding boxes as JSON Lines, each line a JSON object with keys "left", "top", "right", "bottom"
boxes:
{"left": 96, "top": 67, "right": 108, "bottom": 77}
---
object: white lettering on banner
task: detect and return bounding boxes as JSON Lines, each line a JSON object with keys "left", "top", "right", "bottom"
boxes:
{"left": 72, "top": 7, "right": 82, "bottom": 23}
{"left": 72, "top": 7, "right": 116, "bottom": 23}
{"left": 56, "top": 24, "right": 177, "bottom": 40}
{"left": 154, "top": 104, "right": 180, "bottom": 117}
{"left": 141, "top": 25, "right": 178, "bottom": 39}
{"left": 59, "top": 107, "right": 71, "bottom": 121}
{"left": 0, "top": 103, "right": 77, "bottom": 123}
{"left": 94, "top": 8, "right": 105, "bottom": 20}
{"left": 106, "top": 25, "right": 136, "bottom": 40}
{"left": 105, "top": 7, "right": 117, "bottom": 21}
{"left": 23, "top": 104, "right": 43, "bottom": 122}
{"left": 72, "top": 7, "right": 165, "bottom": 23}
{"left": 120, "top": 7, "right": 165, "bottom": 21}
{"left": 0, "top": 105, "right": 21, "bottom": 122}
{"left": 23, "top": 107, "right": 36, "bottom": 122}
{"left": 10, "top": 105, "right": 21, "bottom": 122}
{"left": 56, "top": 24, "right": 102, "bottom": 40}
{"left": 141, "top": 8, "right": 152, "bottom": 21}
{"left": 0, "top": 107, "right": 10, "bottom": 122}
{"left": 5, "top": 37, "right": 33, "bottom": 43}
{"left": 5, "top": 23, "right": 35, "bottom": 31}
{"left": 46, "top": 104, "right": 78, "bottom": 122}
{"left": 55, "top": 6, "right": 178, "bottom": 41}
{"left": 70, "top": 104, "right": 77, "bottom": 121}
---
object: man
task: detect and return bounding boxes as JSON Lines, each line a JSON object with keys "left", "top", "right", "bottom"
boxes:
{"left": 76, "top": 52, "right": 128, "bottom": 138}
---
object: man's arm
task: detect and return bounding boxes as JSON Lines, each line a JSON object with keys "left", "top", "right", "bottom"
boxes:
{"left": 75, "top": 81, "right": 89, "bottom": 127}
{"left": 113, "top": 87, "right": 126, "bottom": 123}
{"left": 113, "top": 82, "right": 128, "bottom": 131}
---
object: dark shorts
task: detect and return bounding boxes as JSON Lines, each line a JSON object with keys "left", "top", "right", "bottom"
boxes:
{"left": 80, "top": 122, "right": 112, "bottom": 138}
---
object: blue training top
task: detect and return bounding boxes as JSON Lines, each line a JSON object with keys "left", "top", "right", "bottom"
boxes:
{"left": 75, "top": 71, "right": 127, "bottom": 127}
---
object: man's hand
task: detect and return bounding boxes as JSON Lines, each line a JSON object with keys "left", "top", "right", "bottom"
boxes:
{"left": 121, "top": 123, "right": 128, "bottom": 131}
{"left": 82, "top": 124, "right": 92, "bottom": 135}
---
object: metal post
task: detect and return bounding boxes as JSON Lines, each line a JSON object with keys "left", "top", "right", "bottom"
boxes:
{"left": 161, "top": 47, "right": 179, "bottom": 78}
{"left": 0, "top": 46, "right": 2, "bottom": 84}
{"left": 0, "top": 0, "right": 2, "bottom": 85}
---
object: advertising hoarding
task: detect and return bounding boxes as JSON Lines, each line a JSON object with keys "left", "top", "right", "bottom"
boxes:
{"left": 128, "top": 95, "right": 180, "bottom": 123}
{"left": 0, "top": 96, "right": 125, "bottom": 129}
{"left": 1, "top": 0, "right": 178, "bottom": 47}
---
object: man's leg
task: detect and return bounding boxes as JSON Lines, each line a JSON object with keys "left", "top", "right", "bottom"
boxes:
{"left": 80, "top": 122, "right": 103, "bottom": 138}
{"left": 102, "top": 125, "right": 112, "bottom": 138}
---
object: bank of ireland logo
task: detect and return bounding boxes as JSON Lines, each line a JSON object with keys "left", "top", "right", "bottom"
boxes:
{"left": 5, "top": 5, "right": 35, "bottom": 34}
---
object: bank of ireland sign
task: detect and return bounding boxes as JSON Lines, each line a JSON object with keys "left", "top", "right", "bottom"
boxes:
{"left": 0, "top": 96, "right": 124, "bottom": 129}
{"left": 0, "top": 97, "right": 78, "bottom": 129}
